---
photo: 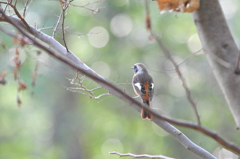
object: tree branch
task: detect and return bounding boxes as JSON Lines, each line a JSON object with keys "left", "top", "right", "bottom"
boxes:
{"left": 52, "top": 9, "right": 63, "bottom": 38}
{"left": 61, "top": 1, "right": 70, "bottom": 52}
{"left": 0, "top": 7, "right": 233, "bottom": 159}
{"left": 0, "top": 1, "right": 30, "bottom": 30}
{"left": 144, "top": 0, "right": 201, "bottom": 125}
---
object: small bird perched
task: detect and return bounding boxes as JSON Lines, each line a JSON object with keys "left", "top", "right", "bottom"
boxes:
{"left": 132, "top": 63, "right": 154, "bottom": 120}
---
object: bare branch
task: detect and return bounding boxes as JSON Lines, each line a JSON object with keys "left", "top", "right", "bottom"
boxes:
{"left": 64, "top": 72, "right": 111, "bottom": 100}
{"left": 0, "top": 1, "right": 30, "bottom": 29}
{"left": 0, "top": 11, "right": 236, "bottom": 158}
{"left": 61, "top": 2, "right": 70, "bottom": 52}
{"left": 163, "top": 49, "right": 203, "bottom": 72}
{"left": 109, "top": 151, "right": 176, "bottom": 159}
{"left": 71, "top": 0, "right": 106, "bottom": 14}
{"left": 144, "top": 0, "right": 201, "bottom": 125}
{"left": 23, "top": 0, "right": 32, "bottom": 18}
{"left": 65, "top": 29, "right": 99, "bottom": 37}
{"left": 0, "top": 8, "right": 232, "bottom": 158}
{"left": 177, "top": 48, "right": 203, "bottom": 66}
{"left": 52, "top": 9, "right": 63, "bottom": 37}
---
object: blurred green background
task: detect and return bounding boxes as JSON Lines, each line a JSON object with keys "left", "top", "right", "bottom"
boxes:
{"left": 0, "top": 0, "right": 240, "bottom": 158}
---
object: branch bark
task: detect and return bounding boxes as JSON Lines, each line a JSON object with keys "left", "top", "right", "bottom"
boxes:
{"left": 193, "top": 0, "right": 240, "bottom": 129}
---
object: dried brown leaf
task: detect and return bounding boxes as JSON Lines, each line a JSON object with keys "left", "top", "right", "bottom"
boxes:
{"left": 18, "top": 81, "right": 27, "bottom": 91}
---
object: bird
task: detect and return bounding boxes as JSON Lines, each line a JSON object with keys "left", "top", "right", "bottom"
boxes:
{"left": 132, "top": 63, "right": 154, "bottom": 120}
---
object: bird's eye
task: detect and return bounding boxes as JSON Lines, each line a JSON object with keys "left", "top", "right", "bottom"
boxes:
{"left": 134, "top": 65, "right": 138, "bottom": 73}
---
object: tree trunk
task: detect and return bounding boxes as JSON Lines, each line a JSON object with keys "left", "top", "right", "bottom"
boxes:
{"left": 193, "top": 0, "right": 240, "bottom": 129}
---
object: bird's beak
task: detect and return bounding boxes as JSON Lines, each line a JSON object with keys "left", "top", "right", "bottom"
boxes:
{"left": 131, "top": 66, "right": 134, "bottom": 69}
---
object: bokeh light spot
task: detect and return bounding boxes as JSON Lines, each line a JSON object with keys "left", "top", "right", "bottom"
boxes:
{"left": 131, "top": 27, "right": 150, "bottom": 48}
{"left": 110, "top": 0, "right": 128, "bottom": 7}
{"left": 88, "top": 26, "right": 109, "bottom": 48}
{"left": 91, "top": 61, "right": 111, "bottom": 78}
{"left": 103, "top": 121, "right": 125, "bottom": 139}
{"left": 220, "top": 0, "right": 238, "bottom": 20}
{"left": 25, "top": 11, "right": 42, "bottom": 26}
{"left": 110, "top": 14, "right": 133, "bottom": 37}
{"left": 168, "top": 77, "right": 185, "bottom": 97}
{"left": 101, "top": 139, "right": 123, "bottom": 159}
{"left": 213, "top": 148, "right": 238, "bottom": 159}
{"left": 187, "top": 34, "right": 202, "bottom": 53}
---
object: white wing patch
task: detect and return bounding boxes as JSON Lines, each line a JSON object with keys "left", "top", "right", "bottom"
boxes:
{"left": 134, "top": 83, "right": 141, "bottom": 90}
{"left": 151, "top": 83, "right": 154, "bottom": 89}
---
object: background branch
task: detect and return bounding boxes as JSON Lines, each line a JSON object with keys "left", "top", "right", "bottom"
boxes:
{"left": 144, "top": 0, "right": 201, "bottom": 125}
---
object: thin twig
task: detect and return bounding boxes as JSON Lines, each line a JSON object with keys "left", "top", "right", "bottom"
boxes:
{"left": 65, "top": 29, "right": 98, "bottom": 37}
{"left": 13, "top": 0, "right": 17, "bottom": 6}
{"left": 63, "top": 84, "right": 111, "bottom": 99}
{"left": 61, "top": 7, "right": 69, "bottom": 52}
{"left": 177, "top": 48, "right": 203, "bottom": 66}
{"left": 23, "top": 0, "right": 32, "bottom": 18}
{"left": 64, "top": 72, "right": 111, "bottom": 100}
{"left": 52, "top": 9, "right": 63, "bottom": 37}
{"left": 71, "top": 0, "right": 106, "bottom": 14}
{"left": 211, "top": 53, "right": 231, "bottom": 68}
{"left": 144, "top": 0, "right": 201, "bottom": 125}
{"left": 0, "top": 1, "right": 30, "bottom": 29}
{"left": 109, "top": 151, "right": 176, "bottom": 159}
{"left": 71, "top": 0, "right": 105, "bottom": 7}
{"left": 163, "top": 49, "right": 203, "bottom": 72}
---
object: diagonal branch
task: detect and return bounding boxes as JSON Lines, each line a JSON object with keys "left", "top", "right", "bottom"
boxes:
{"left": 52, "top": 9, "right": 63, "bottom": 38}
{"left": 0, "top": 8, "right": 235, "bottom": 158}
{"left": 144, "top": 0, "right": 201, "bottom": 125}
{"left": 0, "top": 1, "right": 30, "bottom": 29}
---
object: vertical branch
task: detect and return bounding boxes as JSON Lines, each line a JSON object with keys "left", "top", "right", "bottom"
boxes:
{"left": 23, "top": 0, "right": 32, "bottom": 18}
{"left": 144, "top": 0, "right": 201, "bottom": 125}
{"left": 62, "top": 2, "right": 69, "bottom": 52}
{"left": 13, "top": 0, "right": 17, "bottom": 6}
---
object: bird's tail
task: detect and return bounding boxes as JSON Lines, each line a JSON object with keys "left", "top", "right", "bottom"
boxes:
{"left": 141, "top": 100, "right": 152, "bottom": 120}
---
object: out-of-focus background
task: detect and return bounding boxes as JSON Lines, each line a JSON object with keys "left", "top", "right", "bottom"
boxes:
{"left": 0, "top": 0, "right": 240, "bottom": 158}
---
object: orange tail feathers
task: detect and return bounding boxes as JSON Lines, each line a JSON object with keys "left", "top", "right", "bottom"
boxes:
{"left": 141, "top": 100, "right": 152, "bottom": 120}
